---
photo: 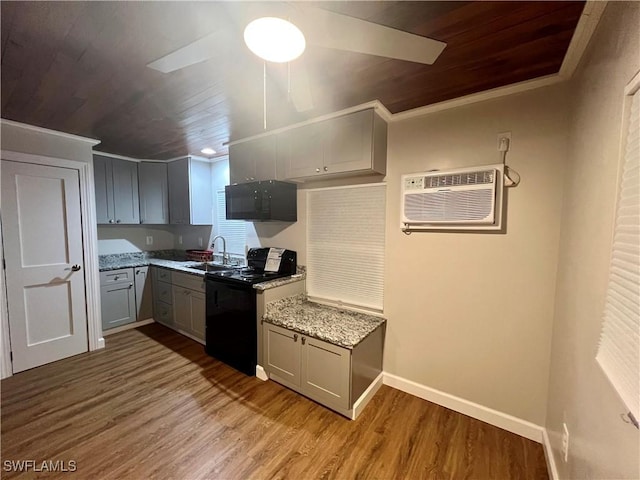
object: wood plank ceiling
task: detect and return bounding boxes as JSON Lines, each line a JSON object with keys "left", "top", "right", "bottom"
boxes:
{"left": 1, "top": 1, "right": 585, "bottom": 160}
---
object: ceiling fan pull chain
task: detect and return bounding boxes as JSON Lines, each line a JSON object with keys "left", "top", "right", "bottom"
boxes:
{"left": 263, "top": 61, "right": 267, "bottom": 130}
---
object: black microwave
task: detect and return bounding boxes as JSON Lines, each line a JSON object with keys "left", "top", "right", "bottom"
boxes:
{"left": 225, "top": 180, "right": 297, "bottom": 222}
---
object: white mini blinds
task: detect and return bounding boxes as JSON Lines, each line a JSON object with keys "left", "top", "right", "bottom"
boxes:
{"left": 307, "top": 184, "right": 386, "bottom": 312}
{"left": 596, "top": 87, "right": 640, "bottom": 424}
{"left": 215, "top": 190, "right": 246, "bottom": 255}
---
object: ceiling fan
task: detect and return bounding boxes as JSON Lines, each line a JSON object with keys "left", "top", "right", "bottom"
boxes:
{"left": 147, "top": 4, "right": 447, "bottom": 113}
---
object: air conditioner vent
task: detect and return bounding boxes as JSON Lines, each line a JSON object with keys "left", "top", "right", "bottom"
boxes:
{"left": 426, "top": 170, "right": 494, "bottom": 188}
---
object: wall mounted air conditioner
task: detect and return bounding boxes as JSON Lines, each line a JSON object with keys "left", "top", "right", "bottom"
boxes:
{"left": 401, "top": 164, "right": 504, "bottom": 232}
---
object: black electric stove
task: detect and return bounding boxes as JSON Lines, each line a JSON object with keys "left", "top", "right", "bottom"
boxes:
{"left": 204, "top": 248, "right": 296, "bottom": 375}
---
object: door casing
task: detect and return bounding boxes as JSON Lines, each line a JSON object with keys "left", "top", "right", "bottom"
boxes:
{"left": 0, "top": 150, "right": 104, "bottom": 378}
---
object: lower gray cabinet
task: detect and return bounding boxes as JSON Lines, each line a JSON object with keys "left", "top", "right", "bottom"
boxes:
{"left": 151, "top": 267, "right": 206, "bottom": 343}
{"left": 134, "top": 266, "right": 153, "bottom": 320}
{"left": 264, "top": 323, "right": 350, "bottom": 411}
{"left": 100, "top": 269, "right": 136, "bottom": 330}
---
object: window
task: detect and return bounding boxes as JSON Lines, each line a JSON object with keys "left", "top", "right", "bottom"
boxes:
{"left": 596, "top": 83, "right": 640, "bottom": 423}
{"left": 214, "top": 189, "right": 246, "bottom": 255}
{"left": 306, "top": 183, "right": 386, "bottom": 312}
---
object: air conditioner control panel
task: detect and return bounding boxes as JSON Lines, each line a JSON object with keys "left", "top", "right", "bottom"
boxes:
{"left": 404, "top": 176, "right": 425, "bottom": 191}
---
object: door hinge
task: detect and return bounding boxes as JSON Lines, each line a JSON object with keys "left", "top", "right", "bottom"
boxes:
{"left": 9, "top": 351, "right": 13, "bottom": 361}
{"left": 2, "top": 259, "right": 5, "bottom": 270}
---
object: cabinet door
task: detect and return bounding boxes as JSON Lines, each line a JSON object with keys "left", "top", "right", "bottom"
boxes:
{"left": 302, "top": 336, "right": 351, "bottom": 410}
{"left": 168, "top": 159, "right": 189, "bottom": 224}
{"left": 112, "top": 159, "right": 140, "bottom": 224}
{"left": 323, "top": 109, "right": 373, "bottom": 175}
{"left": 153, "top": 300, "right": 173, "bottom": 326}
{"left": 101, "top": 282, "right": 136, "bottom": 330}
{"left": 230, "top": 136, "right": 276, "bottom": 183}
{"left": 93, "top": 155, "right": 115, "bottom": 224}
{"left": 138, "top": 162, "right": 169, "bottom": 224}
{"left": 172, "top": 286, "right": 191, "bottom": 331}
{"left": 280, "top": 123, "right": 325, "bottom": 179}
{"left": 134, "top": 267, "right": 153, "bottom": 321}
{"left": 190, "top": 291, "right": 206, "bottom": 340}
{"left": 264, "top": 323, "right": 301, "bottom": 388}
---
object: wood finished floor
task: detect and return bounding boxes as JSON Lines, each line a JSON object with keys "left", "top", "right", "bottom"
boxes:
{"left": 1, "top": 324, "right": 548, "bottom": 479}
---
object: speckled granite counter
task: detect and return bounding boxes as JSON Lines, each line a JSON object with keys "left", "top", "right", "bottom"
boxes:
{"left": 99, "top": 251, "right": 306, "bottom": 288}
{"left": 263, "top": 294, "right": 385, "bottom": 348}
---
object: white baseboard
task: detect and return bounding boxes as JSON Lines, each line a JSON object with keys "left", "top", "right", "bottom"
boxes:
{"left": 255, "top": 365, "right": 268, "bottom": 381}
{"left": 102, "top": 318, "right": 155, "bottom": 336}
{"left": 351, "top": 372, "right": 384, "bottom": 420}
{"left": 382, "top": 372, "right": 544, "bottom": 443}
{"left": 542, "top": 428, "right": 560, "bottom": 480}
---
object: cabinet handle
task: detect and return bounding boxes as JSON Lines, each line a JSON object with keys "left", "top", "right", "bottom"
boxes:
{"left": 108, "top": 219, "right": 114, "bottom": 224}
{"left": 116, "top": 219, "right": 121, "bottom": 224}
{"left": 293, "top": 334, "right": 298, "bottom": 342}
{"left": 324, "top": 166, "right": 328, "bottom": 172}
{"left": 128, "top": 283, "right": 133, "bottom": 288}
{"left": 301, "top": 337, "right": 306, "bottom": 345}
{"left": 114, "top": 276, "right": 119, "bottom": 281}
{"left": 315, "top": 168, "right": 320, "bottom": 173}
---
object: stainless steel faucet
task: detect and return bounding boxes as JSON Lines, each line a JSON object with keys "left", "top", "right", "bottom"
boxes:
{"left": 211, "top": 235, "right": 228, "bottom": 265}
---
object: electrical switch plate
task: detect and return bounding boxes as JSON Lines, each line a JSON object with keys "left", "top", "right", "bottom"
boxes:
{"left": 145, "top": 236, "right": 153, "bottom": 246}
{"left": 178, "top": 235, "right": 183, "bottom": 245}
{"left": 497, "top": 131, "right": 512, "bottom": 151}
{"left": 561, "top": 423, "right": 570, "bottom": 462}
{"left": 198, "top": 237, "right": 203, "bottom": 247}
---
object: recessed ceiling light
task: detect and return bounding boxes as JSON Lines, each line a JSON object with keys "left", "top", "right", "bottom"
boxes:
{"left": 244, "top": 17, "right": 306, "bottom": 63}
{"left": 200, "top": 148, "right": 216, "bottom": 155}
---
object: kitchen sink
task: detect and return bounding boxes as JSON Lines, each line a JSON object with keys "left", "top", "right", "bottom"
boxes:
{"left": 189, "top": 263, "right": 236, "bottom": 272}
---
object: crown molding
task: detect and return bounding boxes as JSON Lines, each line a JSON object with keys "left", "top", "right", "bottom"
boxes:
{"left": 0, "top": 118, "right": 101, "bottom": 146}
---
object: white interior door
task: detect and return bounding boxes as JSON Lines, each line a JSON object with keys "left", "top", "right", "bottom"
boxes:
{"left": 1, "top": 160, "right": 88, "bottom": 373}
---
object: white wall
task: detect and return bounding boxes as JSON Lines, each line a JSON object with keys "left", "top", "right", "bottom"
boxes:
{"left": 546, "top": 2, "right": 640, "bottom": 478}
{"left": 383, "top": 84, "right": 569, "bottom": 425}
{"left": 97, "top": 225, "right": 176, "bottom": 254}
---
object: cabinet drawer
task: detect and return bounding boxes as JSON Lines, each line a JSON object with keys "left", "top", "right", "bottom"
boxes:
{"left": 100, "top": 268, "right": 134, "bottom": 285}
{"left": 172, "top": 272, "right": 205, "bottom": 293}
{"left": 154, "top": 267, "right": 172, "bottom": 283}
{"left": 154, "top": 301, "right": 173, "bottom": 325}
{"left": 155, "top": 280, "right": 173, "bottom": 304}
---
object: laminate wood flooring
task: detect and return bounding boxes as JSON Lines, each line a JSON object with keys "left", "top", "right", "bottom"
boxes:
{"left": 1, "top": 323, "right": 548, "bottom": 479}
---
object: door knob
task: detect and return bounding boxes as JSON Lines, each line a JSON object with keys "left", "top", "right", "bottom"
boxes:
{"left": 71, "top": 265, "right": 81, "bottom": 271}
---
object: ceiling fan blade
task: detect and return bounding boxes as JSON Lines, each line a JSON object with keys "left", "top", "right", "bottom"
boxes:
{"left": 291, "top": 7, "right": 447, "bottom": 65}
{"left": 147, "top": 29, "right": 229, "bottom": 73}
{"left": 289, "top": 59, "right": 314, "bottom": 112}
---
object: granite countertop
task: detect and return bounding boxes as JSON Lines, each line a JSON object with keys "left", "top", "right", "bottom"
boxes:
{"left": 99, "top": 251, "right": 306, "bottom": 289}
{"left": 263, "top": 294, "right": 385, "bottom": 349}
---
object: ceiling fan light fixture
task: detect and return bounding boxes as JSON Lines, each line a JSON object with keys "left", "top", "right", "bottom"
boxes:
{"left": 244, "top": 17, "right": 306, "bottom": 63}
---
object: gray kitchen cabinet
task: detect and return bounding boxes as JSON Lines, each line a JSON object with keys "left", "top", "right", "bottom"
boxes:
{"left": 229, "top": 135, "right": 279, "bottom": 184}
{"left": 134, "top": 266, "right": 153, "bottom": 321}
{"left": 281, "top": 108, "right": 387, "bottom": 181}
{"left": 167, "top": 157, "right": 213, "bottom": 225}
{"left": 138, "top": 162, "right": 169, "bottom": 224}
{"left": 100, "top": 268, "right": 136, "bottom": 330}
{"left": 152, "top": 267, "right": 206, "bottom": 343}
{"left": 93, "top": 155, "right": 140, "bottom": 225}
{"left": 264, "top": 323, "right": 350, "bottom": 411}
{"left": 152, "top": 267, "right": 173, "bottom": 327}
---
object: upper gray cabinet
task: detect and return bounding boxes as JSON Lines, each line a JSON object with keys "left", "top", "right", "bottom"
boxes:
{"left": 229, "top": 135, "right": 280, "bottom": 184}
{"left": 138, "top": 162, "right": 169, "bottom": 224}
{"left": 167, "top": 157, "right": 213, "bottom": 225}
{"left": 279, "top": 108, "right": 387, "bottom": 181}
{"left": 94, "top": 155, "right": 140, "bottom": 225}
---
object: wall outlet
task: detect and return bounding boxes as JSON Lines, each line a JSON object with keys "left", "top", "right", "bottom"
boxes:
{"left": 178, "top": 235, "right": 183, "bottom": 245}
{"left": 145, "top": 236, "right": 153, "bottom": 246}
{"left": 561, "top": 423, "right": 570, "bottom": 462}
{"left": 497, "top": 131, "right": 512, "bottom": 151}
{"left": 198, "top": 237, "right": 203, "bottom": 247}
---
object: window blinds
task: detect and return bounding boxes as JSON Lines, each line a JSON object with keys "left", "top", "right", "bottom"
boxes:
{"left": 596, "top": 89, "right": 640, "bottom": 422}
{"left": 307, "top": 184, "right": 386, "bottom": 312}
{"left": 215, "top": 190, "right": 246, "bottom": 255}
